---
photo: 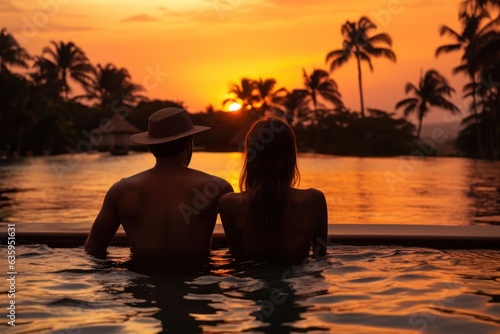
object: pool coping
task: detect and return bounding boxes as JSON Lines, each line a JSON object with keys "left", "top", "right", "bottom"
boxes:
{"left": 2, "top": 223, "right": 499, "bottom": 249}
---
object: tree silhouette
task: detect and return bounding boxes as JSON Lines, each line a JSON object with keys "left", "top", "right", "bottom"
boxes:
{"left": 83, "top": 63, "right": 144, "bottom": 108}
{"left": 254, "top": 77, "right": 287, "bottom": 117}
{"left": 325, "top": 16, "right": 396, "bottom": 121}
{"left": 223, "top": 78, "right": 258, "bottom": 115}
{"left": 460, "top": 0, "right": 500, "bottom": 14}
{"left": 296, "top": 68, "right": 343, "bottom": 151}
{"left": 41, "top": 41, "right": 94, "bottom": 99}
{"left": 277, "top": 89, "right": 308, "bottom": 124}
{"left": 31, "top": 56, "right": 64, "bottom": 98}
{"left": 435, "top": 11, "right": 498, "bottom": 157}
{"left": 461, "top": 28, "right": 500, "bottom": 159}
{"left": 0, "top": 28, "right": 30, "bottom": 73}
{"left": 0, "top": 73, "right": 33, "bottom": 154}
{"left": 396, "top": 69, "right": 460, "bottom": 140}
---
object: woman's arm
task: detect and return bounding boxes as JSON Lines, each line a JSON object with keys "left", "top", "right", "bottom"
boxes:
{"left": 312, "top": 190, "right": 328, "bottom": 258}
{"left": 219, "top": 193, "right": 242, "bottom": 256}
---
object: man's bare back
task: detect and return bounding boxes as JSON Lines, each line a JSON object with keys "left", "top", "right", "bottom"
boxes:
{"left": 118, "top": 167, "right": 230, "bottom": 251}
{"left": 84, "top": 108, "right": 233, "bottom": 260}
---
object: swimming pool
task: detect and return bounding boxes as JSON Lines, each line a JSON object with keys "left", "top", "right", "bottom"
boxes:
{"left": 3, "top": 245, "right": 499, "bottom": 333}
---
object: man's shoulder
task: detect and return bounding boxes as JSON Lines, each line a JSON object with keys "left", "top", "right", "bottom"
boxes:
{"left": 117, "top": 169, "right": 151, "bottom": 184}
{"left": 102, "top": 176, "right": 137, "bottom": 201}
{"left": 107, "top": 170, "right": 155, "bottom": 197}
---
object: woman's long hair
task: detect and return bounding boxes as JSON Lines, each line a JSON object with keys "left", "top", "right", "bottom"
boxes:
{"left": 240, "top": 117, "right": 300, "bottom": 244}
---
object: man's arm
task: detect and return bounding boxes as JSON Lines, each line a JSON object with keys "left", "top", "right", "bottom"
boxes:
{"left": 312, "top": 190, "right": 328, "bottom": 258}
{"left": 84, "top": 181, "right": 122, "bottom": 257}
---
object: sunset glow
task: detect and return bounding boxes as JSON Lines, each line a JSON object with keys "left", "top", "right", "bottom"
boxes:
{"left": 0, "top": 0, "right": 484, "bottom": 123}
{"left": 227, "top": 102, "right": 242, "bottom": 112}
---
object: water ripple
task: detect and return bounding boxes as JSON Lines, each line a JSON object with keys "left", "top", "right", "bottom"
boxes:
{"left": 4, "top": 245, "right": 500, "bottom": 334}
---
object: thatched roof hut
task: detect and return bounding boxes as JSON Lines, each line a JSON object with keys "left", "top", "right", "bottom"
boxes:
{"left": 97, "top": 113, "right": 142, "bottom": 155}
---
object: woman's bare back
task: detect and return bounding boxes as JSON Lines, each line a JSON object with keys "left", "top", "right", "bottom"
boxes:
{"left": 219, "top": 188, "right": 328, "bottom": 260}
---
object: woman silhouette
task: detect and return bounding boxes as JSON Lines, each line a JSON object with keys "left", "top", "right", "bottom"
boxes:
{"left": 219, "top": 117, "right": 328, "bottom": 261}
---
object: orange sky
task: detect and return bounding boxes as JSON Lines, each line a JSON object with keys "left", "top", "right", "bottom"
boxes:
{"left": 2, "top": 0, "right": 473, "bottom": 123}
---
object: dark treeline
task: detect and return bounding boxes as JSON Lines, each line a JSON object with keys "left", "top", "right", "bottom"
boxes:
{"left": 0, "top": 0, "right": 499, "bottom": 159}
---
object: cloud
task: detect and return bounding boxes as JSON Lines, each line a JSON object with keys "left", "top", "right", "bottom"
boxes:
{"left": 157, "top": 6, "right": 171, "bottom": 13}
{"left": 120, "top": 14, "right": 159, "bottom": 23}
{"left": 43, "top": 24, "right": 97, "bottom": 33}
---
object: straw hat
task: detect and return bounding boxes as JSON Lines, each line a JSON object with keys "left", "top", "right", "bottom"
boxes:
{"left": 130, "top": 107, "right": 210, "bottom": 145}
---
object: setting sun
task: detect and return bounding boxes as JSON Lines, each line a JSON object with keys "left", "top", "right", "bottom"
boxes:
{"left": 227, "top": 102, "right": 242, "bottom": 112}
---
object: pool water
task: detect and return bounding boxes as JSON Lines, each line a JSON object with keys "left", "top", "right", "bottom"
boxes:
{"left": 3, "top": 245, "right": 500, "bottom": 333}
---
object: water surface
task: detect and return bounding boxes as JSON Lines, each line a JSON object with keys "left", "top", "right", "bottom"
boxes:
{"left": 0, "top": 152, "right": 499, "bottom": 226}
{"left": 3, "top": 245, "right": 499, "bottom": 333}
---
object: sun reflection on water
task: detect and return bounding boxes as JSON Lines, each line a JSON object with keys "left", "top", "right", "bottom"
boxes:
{"left": 0, "top": 153, "right": 499, "bottom": 227}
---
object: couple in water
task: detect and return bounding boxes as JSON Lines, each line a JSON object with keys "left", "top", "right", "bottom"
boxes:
{"left": 85, "top": 107, "right": 327, "bottom": 264}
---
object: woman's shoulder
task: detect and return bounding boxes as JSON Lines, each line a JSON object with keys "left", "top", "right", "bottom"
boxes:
{"left": 290, "top": 188, "right": 326, "bottom": 210}
{"left": 219, "top": 191, "right": 243, "bottom": 202}
{"left": 291, "top": 188, "right": 326, "bottom": 201}
{"left": 219, "top": 192, "right": 245, "bottom": 211}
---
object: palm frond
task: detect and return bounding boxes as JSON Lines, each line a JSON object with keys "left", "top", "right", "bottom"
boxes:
{"left": 400, "top": 100, "right": 419, "bottom": 116}
{"left": 320, "top": 91, "right": 344, "bottom": 107}
{"left": 461, "top": 0, "right": 500, "bottom": 13}
{"left": 404, "top": 82, "right": 419, "bottom": 94}
{"left": 302, "top": 68, "right": 311, "bottom": 88}
{"left": 341, "top": 21, "right": 355, "bottom": 39}
{"left": 327, "top": 53, "right": 350, "bottom": 72}
{"left": 431, "top": 97, "right": 461, "bottom": 114}
{"left": 358, "top": 16, "right": 377, "bottom": 31}
{"left": 273, "top": 86, "right": 288, "bottom": 97}
{"left": 435, "top": 44, "right": 462, "bottom": 57}
{"left": 368, "top": 33, "right": 392, "bottom": 46}
{"left": 222, "top": 98, "right": 238, "bottom": 106}
{"left": 325, "top": 49, "right": 349, "bottom": 62}
{"left": 365, "top": 47, "right": 396, "bottom": 62}
{"left": 357, "top": 52, "right": 374, "bottom": 71}
{"left": 395, "top": 97, "right": 418, "bottom": 110}
{"left": 439, "top": 25, "right": 461, "bottom": 40}
{"left": 452, "top": 63, "right": 469, "bottom": 75}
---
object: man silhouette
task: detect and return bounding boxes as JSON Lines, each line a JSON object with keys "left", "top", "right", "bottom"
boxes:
{"left": 85, "top": 108, "right": 233, "bottom": 264}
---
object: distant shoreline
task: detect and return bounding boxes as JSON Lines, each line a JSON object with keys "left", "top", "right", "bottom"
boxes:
{"left": 0, "top": 149, "right": 480, "bottom": 161}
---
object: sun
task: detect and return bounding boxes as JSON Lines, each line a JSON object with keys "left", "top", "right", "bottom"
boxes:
{"left": 227, "top": 102, "right": 242, "bottom": 112}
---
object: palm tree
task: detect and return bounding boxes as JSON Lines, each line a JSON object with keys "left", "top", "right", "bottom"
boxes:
{"left": 0, "top": 71, "right": 34, "bottom": 155}
{"left": 461, "top": 0, "right": 500, "bottom": 14}
{"left": 395, "top": 70, "right": 460, "bottom": 140}
{"left": 435, "top": 11, "right": 497, "bottom": 157}
{"left": 277, "top": 89, "right": 308, "bottom": 124}
{"left": 296, "top": 68, "right": 343, "bottom": 151}
{"left": 41, "top": 41, "right": 94, "bottom": 99}
{"left": 223, "top": 78, "right": 258, "bottom": 116}
{"left": 325, "top": 16, "right": 396, "bottom": 121}
{"left": 254, "top": 77, "right": 287, "bottom": 117}
{"left": 31, "top": 56, "right": 63, "bottom": 98}
{"left": 462, "top": 32, "right": 500, "bottom": 159}
{"left": 83, "top": 63, "right": 144, "bottom": 108}
{"left": 0, "top": 28, "right": 30, "bottom": 73}
{"left": 463, "top": 76, "right": 499, "bottom": 158}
